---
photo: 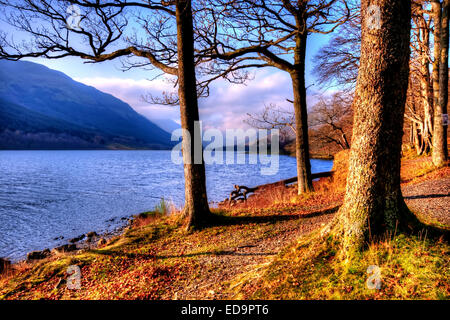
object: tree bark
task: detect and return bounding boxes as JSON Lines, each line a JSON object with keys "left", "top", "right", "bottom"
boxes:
{"left": 332, "top": 0, "right": 416, "bottom": 258}
{"left": 291, "top": 32, "right": 313, "bottom": 194}
{"left": 417, "top": 14, "right": 434, "bottom": 152}
{"left": 176, "top": 0, "right": 211, "bottom": 229}
{"left": 412, "top": 121, "right": 424, "bottom": 155}
{"left": 432, "top": 0, "right": 441, "bottom": 112}
{"left": 433, "top": 0, "right": 449, "bottom": 166}
{"left": 420, "top": 53, "right": 434, "bottom": 151}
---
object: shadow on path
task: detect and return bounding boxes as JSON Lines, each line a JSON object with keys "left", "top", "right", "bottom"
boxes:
{"left": 209, "top": 205, "right": 339, "bottom": 227}
{"left": 404, "top": 194, "right": 449, "bottom": 200}
{"left": 90, "top": 206, "right": 339, "bottom": 261}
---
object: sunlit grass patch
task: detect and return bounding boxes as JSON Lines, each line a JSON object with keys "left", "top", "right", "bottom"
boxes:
{"left": 401, "top": 160, "right": 438, "bottom": 183}
{"left": 228, "top": 231, "right": 449, "bottom": 300}
{"left": 132, "top": 198, "right": 179, "bottom": 229}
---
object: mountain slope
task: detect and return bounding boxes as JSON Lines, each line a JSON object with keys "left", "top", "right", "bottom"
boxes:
{"left": 0, "top": 98, "right": 132, "bottom": 149}
{"left": 151, "top": 118, "right": 181, "bottom": 134}
{"left": 0, "top": 60, "right": 173, "bottom": 149}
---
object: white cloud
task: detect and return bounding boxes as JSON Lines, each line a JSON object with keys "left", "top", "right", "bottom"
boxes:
{"left": 75, "top": 69, "right": 324, "bottom": 131}
{"left": 74, "top": 76, "right": 180, "bottom": 120}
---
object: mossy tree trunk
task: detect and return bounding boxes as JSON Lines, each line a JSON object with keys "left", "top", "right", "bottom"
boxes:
{"left": 432, "top": 0, "right": 449, "bottom": 166}
{"left": 291, "top": 31, "right": 313, "bottom": 194}
{"left": 332, "top": 0, "right": 416, "bottom": 259}
{"left": 176, "top": 0, "right": 211, "bottom": 230}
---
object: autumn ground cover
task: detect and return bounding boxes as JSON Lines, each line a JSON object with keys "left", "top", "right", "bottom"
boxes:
{"left": 0, "top": 152, "right": 448, "bottom": 300}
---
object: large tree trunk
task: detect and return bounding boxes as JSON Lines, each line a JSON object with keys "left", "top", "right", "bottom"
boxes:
{"left": 433, "top": 0, "right": 449, "bottom": 166}
{"left": 431, "top": 0, "right": 441, "bottom": 129}
{"left": 176, "top": 0, "right": 211, "bottom": 230}
{"left": 417, "top": 13, "right": 434, "bottom": 152}
{"left": 332, "top": 0, "right": 416, "bottom": 258}
{"left": 291, "top": 32, "right": 313, "bottom": 195}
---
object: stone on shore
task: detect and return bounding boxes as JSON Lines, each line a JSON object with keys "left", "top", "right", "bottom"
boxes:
{"left": 53, "top": 244, "right": 77, "bottom": 254}
{"left": 27, "top": 249, "right": 51, "bottom": 261}
{"left": 69, "top": 234, "right": 86, "bottom": 243}
{"left": 86, "top": 231, "right": 98, "bottom": 241}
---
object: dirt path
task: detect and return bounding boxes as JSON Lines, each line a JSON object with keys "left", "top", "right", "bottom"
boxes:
{"left": 402, "top": 173, "right": 450, "bottom": 227}
{"left": 173, "top": 210, "right": 336, "bottom": 299}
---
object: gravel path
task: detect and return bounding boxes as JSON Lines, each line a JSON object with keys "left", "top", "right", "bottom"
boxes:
{"left": 173, "top": 211, "right": 335, "bottom": 300}
{"left": 402, "top": 174, "right": 450, "bottom": 227}
{"left": 174, "top": 172, "right": 450, "bottom": 299}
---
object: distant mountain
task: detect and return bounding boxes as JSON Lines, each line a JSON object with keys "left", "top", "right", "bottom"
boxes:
{"left": 151, "top": 118, "right": 181, "bottom": 134}
{"left": 0, "top": 60, "right": 173, "bottom": 149}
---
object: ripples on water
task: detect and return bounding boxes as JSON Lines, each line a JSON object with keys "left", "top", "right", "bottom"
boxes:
{"left": 0, "top": 150, "right": 332, "bottom": 261}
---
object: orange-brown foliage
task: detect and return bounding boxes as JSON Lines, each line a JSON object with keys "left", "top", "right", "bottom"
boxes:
{"left": 330, "top": 149, "right": 350, "bottom": 190}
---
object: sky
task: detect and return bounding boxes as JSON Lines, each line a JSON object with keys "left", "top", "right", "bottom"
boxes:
{"left": 21, "top": 32, "right": 331, "bottom": 131}
{"left": 0, "top": 4, "right": 335, "bottom": 131}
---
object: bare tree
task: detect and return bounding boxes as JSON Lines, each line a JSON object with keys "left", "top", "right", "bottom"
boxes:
{"left": 405, "top": 72, "right": 429, "bottom": 154}
{"left": 198, "top": 0, "right": 351, "bottom": 195}
{"left": 404, "top": 0, "right": 445, "bottom": 156}
{"left": 404, "top": 0, "right": 450, "bottom": 159}
{"left": 407, "top": 2, "right": 434, "bottom": 154}
{"left": 309, "top": 92, "right": 353, "bottom": 151}
{"left": 314, "top": 1, "right": 447, "bottom": 160}
{"left": 245, "top": 104, "right": 296, "bottom": 135}
{"left": 313, "top": 0, "right": 361, "bottom": 89}
{"left": 0, "top": 0, "right": 214, "bottom": 230}
{"left": 246, "top": 91, "right": 353, "bottom": 155}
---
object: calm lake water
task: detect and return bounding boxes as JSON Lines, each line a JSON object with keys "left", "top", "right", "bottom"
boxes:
{"left": 0, "top": 150, "right": 332, "bottom": 261}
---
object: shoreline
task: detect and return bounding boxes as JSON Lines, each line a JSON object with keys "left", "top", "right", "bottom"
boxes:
{"left": 0, "top": 153, "right": 336, "bottom": 268}
{"left": 2, "top": 216, "right": 134, "bottom": 266}
{"left": 0, "top": 156, "right": 334, "bottom": 264}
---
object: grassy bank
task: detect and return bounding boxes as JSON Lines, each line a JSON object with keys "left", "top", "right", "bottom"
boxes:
{"left": 226, "top": 231, "right": 449, "bottom": 300}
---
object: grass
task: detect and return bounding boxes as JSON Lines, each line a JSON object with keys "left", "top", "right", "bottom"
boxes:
{"left": 401, "top": 159, "right": 439, "bottom": 183}
{"left": 131, "top": 198, "right": 176, "bottom": 228}
{"left": 153, "top": 197, "right": 173, "bottom": 216}
{"left": 226, "top": 231, "right": 449, "bottom": 300}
